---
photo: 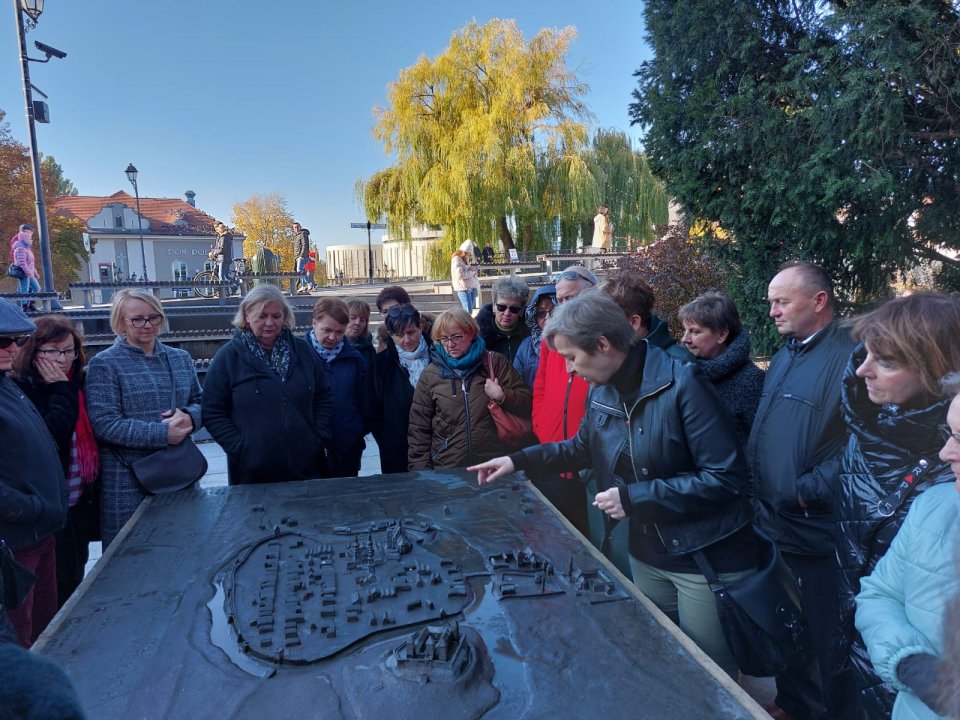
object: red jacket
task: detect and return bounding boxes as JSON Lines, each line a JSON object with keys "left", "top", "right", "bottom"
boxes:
{"left": 532, "top": 343, "right": 589, "bottom": 443}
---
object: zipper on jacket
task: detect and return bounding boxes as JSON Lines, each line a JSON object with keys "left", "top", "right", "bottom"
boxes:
{"left": 462, "top": 378, "right": 473, "bottom": 458}
{"left": 563, "top": 374, "right": 574, "bottom": 439}
{"left": 618, "top": 381, "right": 670, "bottom": 488}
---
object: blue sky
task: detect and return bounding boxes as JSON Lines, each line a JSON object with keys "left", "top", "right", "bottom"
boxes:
{"left": 0, "top": 1, "right": 650, "bottom": 251}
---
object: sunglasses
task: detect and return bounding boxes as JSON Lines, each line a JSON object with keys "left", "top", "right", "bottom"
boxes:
{"left": 386, "top": 305, "right": 418, "bottom": 320}
{"left": 0, "top": 336, "right": 30, "bottom": 350}
{"left": 495, "top": 303, "right": 523, "bottom": 315}
{"left": 555, "top": 270, "right": 597, "bottom": 285}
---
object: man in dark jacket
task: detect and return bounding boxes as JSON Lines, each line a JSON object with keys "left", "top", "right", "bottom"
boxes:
{"left": 292, "top": 222, "right": 311, "bottom": 293}
{"left": 210, "top": 221, "right": 235, "bottom": 299}
{"left": 0, "top": 301, "right": 67, "bottom": 646}
{"left": 476, "top": 276, "right": 530, "bottom": 363}
{"left": 747, "top": 261, "right": 855, "bottom": 720}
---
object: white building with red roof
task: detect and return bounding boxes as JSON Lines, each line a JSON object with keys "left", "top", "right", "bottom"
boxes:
{"left": 53, "top": 190, "right": 243, "bottom": 295}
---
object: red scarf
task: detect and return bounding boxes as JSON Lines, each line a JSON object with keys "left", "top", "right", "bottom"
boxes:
{"left": 74, "top": 388, "right": 99, "bottom": 485}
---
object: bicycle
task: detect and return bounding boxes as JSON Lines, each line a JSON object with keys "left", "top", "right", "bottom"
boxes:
{"left": 194, "top": 258, "right": 246, "bottom": 298}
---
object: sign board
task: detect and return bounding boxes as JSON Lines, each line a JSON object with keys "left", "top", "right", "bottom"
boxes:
{"left": 507, "top": 248, "right": 519, "bottom": 263}
{"left": 350, "top": 222, "right": 387, "bottom": 230}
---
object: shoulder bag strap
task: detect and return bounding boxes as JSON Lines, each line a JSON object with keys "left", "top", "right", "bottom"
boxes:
{"left": 691, "top": 550, "right": 725, "bottom": 594}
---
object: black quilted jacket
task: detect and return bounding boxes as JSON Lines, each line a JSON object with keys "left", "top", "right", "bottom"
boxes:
{"left": 835, "top": 344, "right": 952, "bottom": 718}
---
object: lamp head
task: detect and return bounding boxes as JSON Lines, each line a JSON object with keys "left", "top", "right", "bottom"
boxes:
{"left": 20, "top": 0, "right": 43, "bottom": 21}
{"left": 125, "top": 163, "right": 138, "bottom": 185}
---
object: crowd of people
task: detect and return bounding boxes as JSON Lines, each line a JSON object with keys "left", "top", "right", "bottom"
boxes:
{"left": 2, "top": 257, "right": 960, "bottom": 720}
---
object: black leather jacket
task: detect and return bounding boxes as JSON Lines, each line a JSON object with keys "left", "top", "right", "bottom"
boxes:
{"left": 515, "top": 342, "right": 752, "bottom": 559}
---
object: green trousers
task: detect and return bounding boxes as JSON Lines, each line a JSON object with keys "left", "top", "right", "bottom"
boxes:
{"left": 629, "top": 555, "right": 752, "bottom": 679}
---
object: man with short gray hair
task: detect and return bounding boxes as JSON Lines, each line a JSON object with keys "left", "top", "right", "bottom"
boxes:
{"left": 476, "top": 276, "right": 530, "bottom": 363}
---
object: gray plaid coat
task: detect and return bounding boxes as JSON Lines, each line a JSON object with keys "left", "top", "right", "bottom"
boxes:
{"left": 85, "top": 337, "right": 202, "bottom": 547}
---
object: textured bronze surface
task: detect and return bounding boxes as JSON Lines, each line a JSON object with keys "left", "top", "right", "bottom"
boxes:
{"left": 38, "top": 469, "right": 759, "bottom": 719}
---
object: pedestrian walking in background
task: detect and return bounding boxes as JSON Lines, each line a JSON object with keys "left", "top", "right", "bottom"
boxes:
{"left": 292, "top": 222, "right": 311, "bottom": 293}
{"left": 450, "top": 242, "right": 480, "bottom": 312}
{"left": 10, "top": 224, "right": 40, "bottom": 310}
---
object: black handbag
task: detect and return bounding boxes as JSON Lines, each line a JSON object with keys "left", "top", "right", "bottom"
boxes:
{"left": 6, "top": 263, "right": 25, "bottom": 279}
{"left": 115, "top": 354, "right": 207, "bottom": 494}
{"left": 131, "top": 438, "right": 207, "bottom": 494}
{"left": 693, "top": 525, "right": 805, "bottom": 677}
{"left": 0, "top": 539, "right": 36, "bottom": 610}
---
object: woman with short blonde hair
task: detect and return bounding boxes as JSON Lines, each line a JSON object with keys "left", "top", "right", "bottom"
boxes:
{"left": 86, "top": 289, "right": 202, "bottom": 547}
{"left": 203, "top": 281, "right": 332, "bottom": 485}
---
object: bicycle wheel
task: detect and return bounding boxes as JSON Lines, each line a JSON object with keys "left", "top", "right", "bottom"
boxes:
{"left": 194, "top": 271, "right": 217, "bottom": 298}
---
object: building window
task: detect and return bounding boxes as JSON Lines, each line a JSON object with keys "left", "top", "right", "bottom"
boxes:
{"left": 172, "top": 260, "right": 188, "bottom": 281}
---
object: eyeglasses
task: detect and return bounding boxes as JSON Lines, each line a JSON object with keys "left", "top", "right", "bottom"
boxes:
{"left": 37, "top": 348, "right": 78, "bottom": 360}
{"left": 386, "top": 305, "right": 418, "bottom": 320}
{"left": 555, "top": 270, "right": 596, "bottom": 285}
{"left": 534, "top": 309, "right": 553, "bottom": 320}
{"left": 495, "top": 303, "right": 523, "bottom": 315}
{"left": 939, "top": 424, "right": 960, "bottom": 445}
{"left": 0, "top": 336, "right": 29, "bottom": 350}
{"left": 436, "top": 334, "right": 465, "bottom": 346}
{"left": 127, "top": 314, "right": 164, "bottom": 328}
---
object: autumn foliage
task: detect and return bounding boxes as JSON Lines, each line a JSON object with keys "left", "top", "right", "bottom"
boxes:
{"left": 617, "top": 225, "right": 725, "bottom": 340}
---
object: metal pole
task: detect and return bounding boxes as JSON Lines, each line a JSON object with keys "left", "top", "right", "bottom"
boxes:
{"left": 15, "top": 1, "right": 61, "bottom": 309}
{"left": 366, "top": 221, "right": 373, "bottom": 284}
{"left": 132, "top": 178, "right": 148, "bottom": 281}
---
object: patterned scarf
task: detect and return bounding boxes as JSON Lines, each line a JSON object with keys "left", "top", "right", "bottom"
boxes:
{"left": 307, "top": 330, "right": 344, "bottom": 364}
{"left": 240, "top": 329, "right": 293, "bottom": 382}
{"left": 66, "top": 387, "right": 99, "bottom": 506}
{"left": 397, "top": 335, "right": 430, "bottom": 388}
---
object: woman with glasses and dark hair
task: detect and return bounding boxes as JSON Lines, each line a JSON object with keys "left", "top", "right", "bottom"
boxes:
{"left": 835, "top": 292, "right": 960, "bottom": 719}
{"left": 476, "top": 276, "right": 530, "bottom": 363}
{"left": 365, "top": 304, "right": 430, "bottom": 473}
{"left": 12, "top": 315, "right": 99, "bottom": 607}
{"left": 86, "top": 289, "right": 203, "bottom": 548}
{"left": 408, "top": 307, "right": 530, "bottom": 470}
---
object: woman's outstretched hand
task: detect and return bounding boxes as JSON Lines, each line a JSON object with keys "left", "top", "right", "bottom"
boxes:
{"left": 468, "top": 456, "right": 515, "bottom": 486}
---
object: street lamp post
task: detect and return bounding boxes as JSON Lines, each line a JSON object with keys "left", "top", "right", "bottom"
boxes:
{"left": 15, "top": 0, "right": 61, "bottom": 309}
{"left": 124, "top": 163, "right": 148, "bottom": 282}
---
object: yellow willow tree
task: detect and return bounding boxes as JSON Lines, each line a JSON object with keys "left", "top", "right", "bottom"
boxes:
{"left": 358, "top": 19, "right": 596, "bottom": 264}
{"left": 230, "top": 193, "right": 296, "bottom": 270}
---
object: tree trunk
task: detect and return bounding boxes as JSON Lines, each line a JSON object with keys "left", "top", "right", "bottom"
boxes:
{"left": 498, "top": 216, "right": 514, "bottom": 252}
